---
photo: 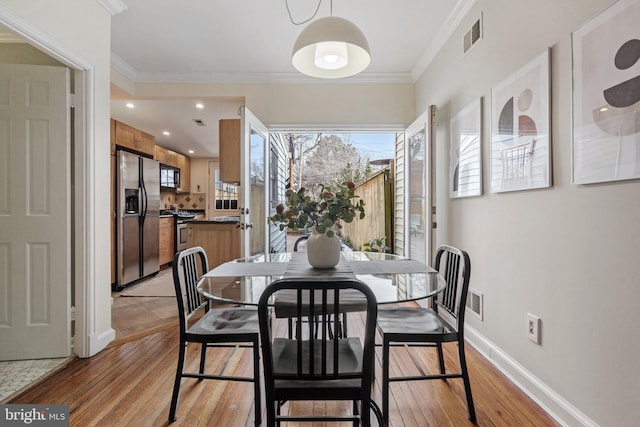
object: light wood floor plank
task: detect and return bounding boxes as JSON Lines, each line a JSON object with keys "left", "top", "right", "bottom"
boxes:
{"left": 10, "top": 313, "right": 558, "bottom": 426}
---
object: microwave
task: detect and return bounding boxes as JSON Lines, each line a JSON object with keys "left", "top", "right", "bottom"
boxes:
{"left": 160, "top": 164, "right": 180, "bottom": 189}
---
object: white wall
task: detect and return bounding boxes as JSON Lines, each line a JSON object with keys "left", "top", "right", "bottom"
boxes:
{"left": 0, "top": 0, "right": 114, "bottom": 356}
{"left": 415, "top": 0, "right": 639, "bottom": 425}
{"left": 129, "top": 81, "right": 416, "bottom": 128}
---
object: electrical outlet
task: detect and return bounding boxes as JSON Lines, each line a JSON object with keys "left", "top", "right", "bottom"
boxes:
{"left": 527, "top": 313, "right": 541, "bottom": 344}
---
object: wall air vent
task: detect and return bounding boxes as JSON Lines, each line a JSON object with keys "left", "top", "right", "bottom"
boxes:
{"left": 467, "top": 289, "right": 483, "bottom": 320}
{"left": 193, "top": 119, "right": 206, "bottom": 126}
{"left": 463, "top": 14, "right": 483, "bottom": 54}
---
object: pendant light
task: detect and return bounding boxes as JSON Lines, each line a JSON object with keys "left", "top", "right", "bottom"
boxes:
{"left": 291, "top": 0, "right": 370, "bottom": 79}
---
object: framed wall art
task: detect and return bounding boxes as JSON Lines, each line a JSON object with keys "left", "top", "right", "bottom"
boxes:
{"left": 450, "top": 98, "right": 482, "bottom": 198}
{"left": 572, "top": 0, "right": 640, "bottom": 184}
{"left": 490, "top": 49, "right": 551, "bottom": 193}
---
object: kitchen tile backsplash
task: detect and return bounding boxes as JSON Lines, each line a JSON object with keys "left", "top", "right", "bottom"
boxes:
{"left": 161, "top": 191, "right": 206, "bottom": 210}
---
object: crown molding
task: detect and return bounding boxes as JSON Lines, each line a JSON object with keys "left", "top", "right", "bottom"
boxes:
{"left": 134, "top": 70, "right": 414, "bottom": 85}
{"left": 110, "top": 52, "right": 137, "bottom": 82}
{"left": 109, "top": 54, "right": 414, "bottom": 85}
{"left": 97, "top": 0, "right": 127, "bottom": 15}
{"left": 411, "top": 0, "right": 477, "bottom": 81}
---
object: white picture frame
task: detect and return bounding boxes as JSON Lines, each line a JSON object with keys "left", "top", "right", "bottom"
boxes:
{"left": 450, "top": 98, "right": 482, "bottom": 198}
{"left": 572, "top": 0, "right": 640, "bottom": 184}
{"left": 490, "top": 49, "right": 551, "bottom": 193}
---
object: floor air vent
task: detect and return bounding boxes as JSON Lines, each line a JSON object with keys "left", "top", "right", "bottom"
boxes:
{"left": 468, "top": 289, "right": 483, "bottom": 320}
{"left": 464, "top": 15, "right": 482, "bottom": 54}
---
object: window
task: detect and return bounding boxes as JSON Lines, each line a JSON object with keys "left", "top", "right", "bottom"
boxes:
{"left": 214, "top": 168, "right": 238, "bottom": 210}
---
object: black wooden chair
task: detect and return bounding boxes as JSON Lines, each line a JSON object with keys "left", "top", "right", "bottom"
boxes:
{"left": 376, "top": 245, "right": 476, "bottom": 424}
{"left": 258, "top": 278, "right": 383, "bottom": 426}
{"left": 289, "top": 234, "right": 347, "bottom": 339}
{"left": 292, "top": 234, "right": 309, "bottom": 252}
{"left": 168, "top": 246, "right": 261, "bottom": 424}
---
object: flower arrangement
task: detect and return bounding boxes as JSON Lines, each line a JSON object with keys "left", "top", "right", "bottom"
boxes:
{"left": 270, "top": 181, "right": 365, "bottom": 238}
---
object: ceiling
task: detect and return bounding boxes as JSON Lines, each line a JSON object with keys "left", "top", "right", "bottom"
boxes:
{"left": 109, "top": 0, "right": 473, "bottom": 158}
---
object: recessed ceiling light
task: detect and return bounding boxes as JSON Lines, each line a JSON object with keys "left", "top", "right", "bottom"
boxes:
{"left": 163, "top": 131, "right": 170, "bottom": 136}
{"left": 195, "top": 103, "right": 204, "bottom": 109}
{"left": 125, "top": 103, "right": 135, "bottom": 109}
{"left": 188, "top": 150, "right": 194, "bottom": 154}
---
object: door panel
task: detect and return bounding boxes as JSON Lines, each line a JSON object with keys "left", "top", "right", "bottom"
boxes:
{"left": 404, "top": 107, "right": 435, "bottom": 265}
{"left": 240, "top": 107, "right": 268, "bottom": 258}
{"left": 0, "top": 64, "right": 71, "bottom": 360}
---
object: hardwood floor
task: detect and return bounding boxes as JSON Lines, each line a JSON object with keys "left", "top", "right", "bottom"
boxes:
{"left": 9, "top": 314, "right": 559, "bottom": 426}
{"left": 111, "top": 267, "right": 178, "bottom": 344}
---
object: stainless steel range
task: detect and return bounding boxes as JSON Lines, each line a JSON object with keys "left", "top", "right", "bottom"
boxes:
{"left": 160, "top": 210, "right": 196, "bottom": 254}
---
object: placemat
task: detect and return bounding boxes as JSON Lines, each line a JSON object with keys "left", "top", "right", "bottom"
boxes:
{"left": 282, "top": 252, "right": 355, "bottom": 281}
{"left": 203, "top": 260, "right": 288, "bottom": 277}
{"left": 350, "top": 259, "right": 436, "bottom": 275}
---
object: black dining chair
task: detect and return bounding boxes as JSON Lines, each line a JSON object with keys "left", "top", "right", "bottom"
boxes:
{"left": 258, "top": 278, "right": 383, "bottom": 427}
{"left": 168, "top": 246, "right": 261, "bottom": 424}
{"left": 289, "top": 234, "right": 347, "bottom": 339}
{"left": 376, "top": 245, "right": 476, "bottom": 424}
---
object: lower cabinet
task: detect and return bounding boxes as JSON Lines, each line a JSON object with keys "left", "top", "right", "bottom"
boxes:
{"left": 159, "top": 217, "right": 174, "bottom": 265}
{"left": 186, "top": 223, "right": 240, "bottom": 269}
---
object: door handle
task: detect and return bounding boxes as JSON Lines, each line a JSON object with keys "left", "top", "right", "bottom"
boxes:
{"left": 246, "top": 223, "right": 253, "bottom": 229}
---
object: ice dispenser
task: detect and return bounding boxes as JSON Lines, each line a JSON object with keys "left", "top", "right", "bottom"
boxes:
{"left": 124, "top": 188, "right": 139, "bottom": 214}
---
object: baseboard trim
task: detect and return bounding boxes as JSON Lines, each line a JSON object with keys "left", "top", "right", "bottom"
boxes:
{"left": 465, "top": 326, "right": 598, "bottom": 427}
{"left": 88, "top": 328, "right": 116, "bottom": 357}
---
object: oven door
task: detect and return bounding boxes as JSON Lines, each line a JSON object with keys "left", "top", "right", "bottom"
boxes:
{"left": 176, "top": 221, "right": 190, "bottom": 252}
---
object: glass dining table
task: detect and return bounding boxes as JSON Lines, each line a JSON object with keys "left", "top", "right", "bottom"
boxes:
{"left": 197, "top": 251, "right": 446, "bottom": 308}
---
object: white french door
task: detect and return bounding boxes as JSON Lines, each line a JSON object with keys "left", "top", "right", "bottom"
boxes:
{"left": 240, "top": 107, "right": 269, "bottom": 258}
{"left": 0, "top": 64, "right": 72, "bottom": 360}
{"left": 402, "top": 106, "right": 436, "bottom": 265}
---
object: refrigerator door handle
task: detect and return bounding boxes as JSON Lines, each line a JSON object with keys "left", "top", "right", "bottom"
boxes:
{"left": 140, "top": 179, "right": 147, "bottom": 222}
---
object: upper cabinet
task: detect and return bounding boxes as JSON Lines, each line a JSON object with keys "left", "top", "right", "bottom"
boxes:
{"left": 177, "top": 153, "right": 190, "bottom": 193}
{"left": 112, "top": 119, "right": 155, "bottom": 157}
{"left": 219, "top": 119, "right": 241, "bottom": 184}
{"left": 155, "top": 145, "right": 177, "bottom": 166}
{"left": 155, "top": 145, "right": 190, "bottom": 193}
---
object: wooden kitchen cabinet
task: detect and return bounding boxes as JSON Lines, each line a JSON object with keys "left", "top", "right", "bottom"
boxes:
{"left": 219, "top": 119, "right": 241, "bottom": 184}
{"left": 159, "top": 217, "right": 174, "bottom": 266}
{"left": 186, "top": 222, "right": 240, "bottom": 268}
{"left": 155, "top": 145, "right": 179, "bottom": 167}
{"left": 177, "top": 153, "right": 190, "bottom": 193}
{"left": 113, "top": 119, "right": 155, "bottom": 157}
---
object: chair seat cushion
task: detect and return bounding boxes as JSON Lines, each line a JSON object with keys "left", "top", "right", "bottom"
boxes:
{"left": 270, "top": 337, "right": 364, "bottom": 394}
{"left": 272, "top": 337, "right": 363, "bottom": 375}
{"left": 187, "top": 307, "right": 259, "bottom": 336}
{"left": 377, "top": 306, "right": 454, "bottom": 336}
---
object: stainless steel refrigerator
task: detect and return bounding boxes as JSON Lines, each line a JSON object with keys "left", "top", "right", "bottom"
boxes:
{"left": 116, "top": 150, "right": 160, "bottom": 289}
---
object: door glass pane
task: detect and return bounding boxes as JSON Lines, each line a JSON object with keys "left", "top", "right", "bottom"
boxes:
{"left": 214, "top": 169, "right": 238, "bottom": 210}
{"left": 250, "top": 129, "right": 265, "bottom": 255}
{"left": 408, "top": 128, "right": 427, "bottom": 263}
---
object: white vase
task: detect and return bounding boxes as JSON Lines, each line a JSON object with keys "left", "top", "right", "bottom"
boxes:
{"left": 306, "top": 230, "right": 340, "bottom": 269}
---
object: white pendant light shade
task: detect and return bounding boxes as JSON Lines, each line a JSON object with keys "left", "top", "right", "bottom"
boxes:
{"left": 292, "top": 16, "right": 370, "bottom": 79}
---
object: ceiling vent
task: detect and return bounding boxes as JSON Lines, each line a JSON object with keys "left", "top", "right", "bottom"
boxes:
{"left": 193, "top": 119, "right": 206, "bottom": 126}
{"left": 463, "top": 15, "right": 483, "bottom": 54}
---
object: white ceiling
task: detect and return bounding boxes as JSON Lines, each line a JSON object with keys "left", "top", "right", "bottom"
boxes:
{"left": 110, "top": 0, "right": 474, "bottom": 157}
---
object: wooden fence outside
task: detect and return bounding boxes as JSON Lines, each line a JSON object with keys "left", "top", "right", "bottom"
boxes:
{"left": 340, "top": 167, "right": 393, "bottom": 252}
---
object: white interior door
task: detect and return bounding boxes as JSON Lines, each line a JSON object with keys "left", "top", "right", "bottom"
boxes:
{"left": 404, "top": 107, "right": 435, "bottom": 265}
{"left": 0, "top": 64, "right": 71, "bottom": 360}
{"left": 240, "top": 107, "right": 269, "bottom": 258}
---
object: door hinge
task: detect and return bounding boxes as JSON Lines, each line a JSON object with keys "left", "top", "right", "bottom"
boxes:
{"left": 70, "top": 306, "right": 76, "bottom": 321}
{"left": 69, "top": 93, "right": 76, "bottom": 108}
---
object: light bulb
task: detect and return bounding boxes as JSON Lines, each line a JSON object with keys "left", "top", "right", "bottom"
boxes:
{"left": 314, "top": 42, "right": 348, "bottom": 70}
